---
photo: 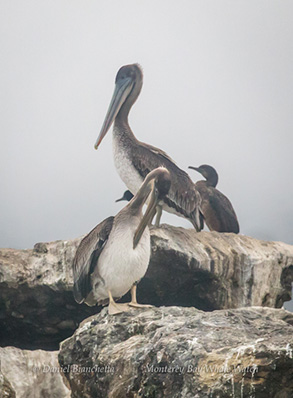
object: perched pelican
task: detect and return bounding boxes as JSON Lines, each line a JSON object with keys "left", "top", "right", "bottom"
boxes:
{"left": 73, "top": 167, "right": 171, "bottom": 315}
{"left": 94, "top": 64, "right": 201, "bottom": 230}
{"left": 188, "top": 164, "right": 239, "bottom": 233}
{"left": 116, "top": 190, "right": 134, "bottom": 203}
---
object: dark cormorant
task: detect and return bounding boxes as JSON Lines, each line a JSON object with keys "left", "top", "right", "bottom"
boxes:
{"left": 188, "top": 164, "right": 239, "bottom": 233}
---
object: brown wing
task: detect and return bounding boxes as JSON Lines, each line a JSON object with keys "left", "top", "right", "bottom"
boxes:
{"left": 72, "top": 216, "right": 114, "bottom": 303}
{"left": 197, "top": 184, "right": 239, "bottom": 233}
{"left": 132, "top": 140, "right": 202, "bottom": 230}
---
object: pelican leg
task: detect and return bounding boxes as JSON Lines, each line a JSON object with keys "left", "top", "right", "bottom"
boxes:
{"left": 128, "top": 284, "right": 153, "bottom": 309}
{"left": 155, "top": 205, "right": 162, "bottom": 227}
{"left": 108, "top": 290, "right": 130, "bottom": 315}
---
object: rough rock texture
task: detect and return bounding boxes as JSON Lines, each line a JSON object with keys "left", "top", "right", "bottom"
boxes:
{"left": 0, "top": 371, "right": 15, "bottom": 398}
{"left": 0, "top": 347, "right": 70, "bottom": 398}
{"left": 143, "top": 227, "right": 293, "bottom": 311}
{"left": 1, "top": 225, "right": 293, "bottom": 349}
{"left": 0, "top": 238, "right": 96, "bottom": 349}
{"left": 59, "top": 306, "right": 293, "bottom": 398}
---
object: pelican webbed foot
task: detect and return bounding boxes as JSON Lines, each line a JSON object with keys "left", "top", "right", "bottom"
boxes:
{"left": 108, "top": 302, "right": 130, "bottom": 315}
{"left": 128, "top": 284, "right": 153, "bottom": 309}
{"left": 108, "top": 290, "right": 130, "bottom": 315}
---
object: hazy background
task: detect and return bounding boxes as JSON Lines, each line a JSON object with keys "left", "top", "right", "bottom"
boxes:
{"left": 1, "top": 1, "right": 292, "bottom": 252}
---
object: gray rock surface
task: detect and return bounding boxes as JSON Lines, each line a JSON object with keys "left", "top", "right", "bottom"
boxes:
{"left": 0, "top": 370, "right": 15, "bottom": 398}
{"left": 0, "top": 237, "right": 96, "bottom": 349}
{"left": 0, "top": 347, "right": 70, "bottom": 398}
{"left": 144, "top": 227, "right": 293, "bottom": 311}
{"left": 59, "top": 306, "right": 293, "bottom": 398}
{"left": 1, "top": 225, "right": 292, "bottom": 349}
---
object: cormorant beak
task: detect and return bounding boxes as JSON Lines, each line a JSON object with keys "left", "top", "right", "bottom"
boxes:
{"left": 94, "top": 77, "right": 133, "bottom": 149}
{"left": 188, "top": 166, "right": 200, "bottom": 173}
{"left": 115, "top": 196, "right": 125, "bottom": 203}
{"left": 133, "top": 185, "right": 158, "bottom": 249}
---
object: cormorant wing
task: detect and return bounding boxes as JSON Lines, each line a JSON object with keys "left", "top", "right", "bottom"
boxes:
{"left": 199, "top": 185, "right": 239, "bottom": 233}
{"left": 72, "top": 216, "right": 114, "bottom": 303}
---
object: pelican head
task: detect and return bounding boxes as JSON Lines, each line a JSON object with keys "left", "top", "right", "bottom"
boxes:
{"left": 95, "top": 64, "right": 143, "bottom": 149}
{"left": 188, "top": 164, "right": 219, "bottom": 187}
{"left": 133, "top": 167, "right": 171, "bottom": 249}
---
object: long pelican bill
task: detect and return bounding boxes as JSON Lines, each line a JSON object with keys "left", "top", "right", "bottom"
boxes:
{"left": 133, "top": 186, "right": 158, "bottom": 249}
{"left": 94, "top": 77, "right": 133, "bottom": 149}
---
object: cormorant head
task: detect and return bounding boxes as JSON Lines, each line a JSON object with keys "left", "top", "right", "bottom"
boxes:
{"left": 115, "top": 190, "right": 134, "bottom": 203}
{"left": 188, "top": 164, "right": 219, "bottom": 187}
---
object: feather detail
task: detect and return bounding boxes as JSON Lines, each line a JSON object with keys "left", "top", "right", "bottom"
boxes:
{"left": 72, "top": 216, "right": 114, "bottom": 303}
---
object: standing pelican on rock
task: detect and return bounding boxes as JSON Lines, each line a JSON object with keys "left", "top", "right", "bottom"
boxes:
{"left": 94, "top": 64, "right": 201, "bottom": 230}
{"left": 189, "top": 164, "right": 239, "bottom": 233}
{"left": 73, "top": 167, "right": 171, "bottom": 315}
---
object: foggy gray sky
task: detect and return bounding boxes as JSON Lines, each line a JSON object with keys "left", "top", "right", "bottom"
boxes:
{"left": 1, "top": 1, "right": 293, "bottom": 250}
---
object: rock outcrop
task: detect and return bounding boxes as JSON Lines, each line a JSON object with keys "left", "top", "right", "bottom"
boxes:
{"left": 1, "top": 225, "right": 293, "bottom": 349}
{"left": 0, "top": 347, "right": 70, "bottom": 398}
{"left": 0, "top": 371, "right": 15, "bottom": 398}
{"left": 0, "top": 237, "right": 96, "bottom": 350}
{"left": 59, "top": 306, "right": 293, "bottom": 398}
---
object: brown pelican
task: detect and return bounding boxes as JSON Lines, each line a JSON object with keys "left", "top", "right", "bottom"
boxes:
{"left": 188, "top": 164, "right": 239, "bottom": 233}
{"left": 73, "top": 167, "right": 171, "bottom": 315}
{"left": 94, "top": 63, "right": 201, "bottom": 230}
{"left": 116, "top": 190, "right": 134, "bottom": 203}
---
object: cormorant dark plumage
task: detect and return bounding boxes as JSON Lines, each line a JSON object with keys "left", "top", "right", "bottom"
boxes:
{"left": 94, "top": 63, "right": 202, "bottom": 231}
{"left": 188, "top": 164, "right": 240, "bottom": 234}
{"left": 73, "top": 167, "right": 171, "bottom": 315}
